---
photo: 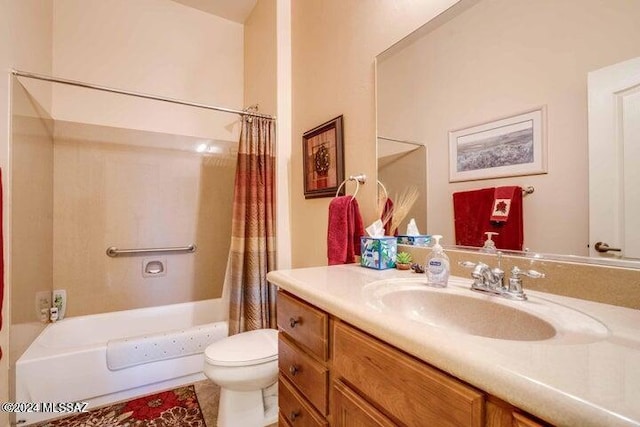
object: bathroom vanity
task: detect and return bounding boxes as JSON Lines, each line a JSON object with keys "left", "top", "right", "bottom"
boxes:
{"left": 267, "top": 265, "right": 640, "bottom": 426}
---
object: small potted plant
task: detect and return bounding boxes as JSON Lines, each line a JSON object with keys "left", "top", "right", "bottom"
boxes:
{"left": 395, "top": 251, "right": 413, "bottom": 270}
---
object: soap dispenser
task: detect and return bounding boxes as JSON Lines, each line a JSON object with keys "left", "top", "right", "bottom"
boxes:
{"left": 425, "top": 235, "right": 450, "bottom": 287}
{"left": 481, "top": 232, "right": 499, "bottom": 253}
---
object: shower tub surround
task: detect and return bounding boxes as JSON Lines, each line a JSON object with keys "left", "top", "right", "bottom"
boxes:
{"left": 15, "top": 299, "right": 227, "bottom": 426}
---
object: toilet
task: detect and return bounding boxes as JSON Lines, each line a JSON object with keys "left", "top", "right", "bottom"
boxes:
{"left": 204, "top": 328, "right": 279, "bottom": 427}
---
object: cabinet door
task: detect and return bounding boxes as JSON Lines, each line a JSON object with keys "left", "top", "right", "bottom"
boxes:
{"left": 333, "top": 321, "right": 484, "bottom": 427}
{"left": 333, "top": 380, "right": 396, "bottom": 427}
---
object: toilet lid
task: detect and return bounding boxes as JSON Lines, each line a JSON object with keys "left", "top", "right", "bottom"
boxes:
{"left": 205, "top": 328, "right": 278, "bottom": 367}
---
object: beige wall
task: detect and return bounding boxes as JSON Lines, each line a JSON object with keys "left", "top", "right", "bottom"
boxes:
{"left": 53, "top": 133, "right": 233, "bottom": 316}
{"left": 290, "top": 0, "right": 459, "bottom": 267}
{"left": 378, "top": 145, "right": 427, "bottom": 234}
{"left": 39, "top": 0, "right": 244, "bottom": 316}
{"left": 245, "top": 0, "right": 277, "bottom": 116}
{"left": 52, "top": 0, "right": 244, "bottom": 141}
{"left": 1, "top": 0, "right": 54, "bottom": 422}
{"left": 0, "top": 2, "right": 9, "bottom": 420}
{"left": 10, "top": 82, "right": 54, "bottom": 327}
{"left": 245, "top": 0, "right": 293, "bottom": 270}
{"left": 378, "top": 0, "right": 640, "bottom": 255}
{"left": 2, "top": 0, "right": 244, "bottom": 413}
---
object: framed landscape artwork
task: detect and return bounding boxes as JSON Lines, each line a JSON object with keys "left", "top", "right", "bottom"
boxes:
{"left": 449, "top": 107, "right": 547, "bottom": 182}
{"left": 303, "top": 115, "right": 345, "bottom": 199}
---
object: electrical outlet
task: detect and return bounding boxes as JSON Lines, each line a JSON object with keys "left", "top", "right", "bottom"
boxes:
{"left": 35, "top": 291, "right": 51, "bottom": 322}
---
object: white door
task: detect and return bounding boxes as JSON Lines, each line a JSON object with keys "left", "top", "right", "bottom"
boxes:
{"left": 588, "top": 56, "right": 640, "bottom": 259}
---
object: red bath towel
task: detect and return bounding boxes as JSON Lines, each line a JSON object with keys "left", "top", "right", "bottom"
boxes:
{"left": 453, "top": 186, "right": 523, "bottom": 251}
{"left": 327, "top": 196, "right": 365, "bottom": 265}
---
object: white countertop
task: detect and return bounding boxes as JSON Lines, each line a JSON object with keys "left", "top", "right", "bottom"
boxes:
{"left": 267, "top": 264, "right": 640, "bottom": 427}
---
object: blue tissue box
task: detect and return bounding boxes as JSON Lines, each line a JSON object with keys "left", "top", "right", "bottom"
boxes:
{"left": 360, "top": 237, "right": 397, "bottom": 270}
{"left": 397, "top": 235, "right": 432, "bottom": 246}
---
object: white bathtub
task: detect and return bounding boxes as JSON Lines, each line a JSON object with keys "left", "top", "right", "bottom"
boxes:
{"left": 15, "top": 299, "right": 228, "bottom": 425}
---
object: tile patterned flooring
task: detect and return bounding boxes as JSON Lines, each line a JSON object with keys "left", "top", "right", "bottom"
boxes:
{"left": 193, "top": 380, "right": 221, "bottom": 426}
{"left": 193, "top": 380, "right": 277, "bottom": 427}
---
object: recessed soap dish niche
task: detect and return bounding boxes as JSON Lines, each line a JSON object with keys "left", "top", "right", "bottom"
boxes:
{"left": 142, "top": 258, "right": 167, "bottom": 278}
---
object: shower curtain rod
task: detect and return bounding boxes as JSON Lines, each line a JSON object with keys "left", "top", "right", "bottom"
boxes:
{"left": 11, "top": 70, "right": 276, "bottom": 120}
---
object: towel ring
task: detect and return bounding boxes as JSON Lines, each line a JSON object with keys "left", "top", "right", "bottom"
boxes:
{"left": 336, "top": 174, "right": 367, "bottom": 198}
{"left": 377, "top": 180, "right": 388, "bottom": 200}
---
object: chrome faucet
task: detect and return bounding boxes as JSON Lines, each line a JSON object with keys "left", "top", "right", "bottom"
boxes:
{"left": 459, "top": 252, "right": 545, "bottom": 301}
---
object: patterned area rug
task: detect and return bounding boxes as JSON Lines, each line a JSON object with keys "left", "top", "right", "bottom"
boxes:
{"left": 35, "top": 385, "right": 207, "bottom": 427}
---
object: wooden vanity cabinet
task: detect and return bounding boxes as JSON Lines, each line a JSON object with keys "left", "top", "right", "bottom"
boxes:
{"left": 277, "top": 290, "right": 551, "bottom": 427}
{"left": 277, "top": 291, "right": 330, "bottom": 426}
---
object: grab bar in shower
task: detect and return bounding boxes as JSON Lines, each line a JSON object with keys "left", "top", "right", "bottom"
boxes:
{"left": 106, "top": 244, "right": 197, "bottom": 257}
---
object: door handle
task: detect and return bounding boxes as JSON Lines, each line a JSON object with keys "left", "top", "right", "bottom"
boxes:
{"left": 594, "top": 242, "right": 622, "bottom": 253}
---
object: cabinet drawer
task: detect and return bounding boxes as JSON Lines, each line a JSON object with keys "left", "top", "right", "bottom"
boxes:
{"left": 333, "top": 379, "right": 396, "bottom": 427}
{"left": 333, "top": 321, "right": 484, "bottom": 427}
{"left": 279, "top": 333, "right": 329, "bottom": 415}
{"left": 277, "top": 291, "right": 329, "bottom": 361}
{"left": 279, "top": 375, "right": 328, "bottom": 427}
{"left": 513, "top": 412, "right": 548, "bottom": 427}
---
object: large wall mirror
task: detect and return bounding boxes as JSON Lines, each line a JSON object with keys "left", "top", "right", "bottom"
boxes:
{"left": 376, "top": 0, "right": 640, "bottom": 266}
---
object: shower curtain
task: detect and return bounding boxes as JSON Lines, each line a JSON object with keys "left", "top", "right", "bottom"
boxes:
{"left": 227, "top": 116, "right": 276, "bottom": 335}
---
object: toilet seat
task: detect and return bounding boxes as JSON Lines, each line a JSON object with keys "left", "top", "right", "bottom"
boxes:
{"left": 205, "top": 328, "right": 278, "bottom": 367}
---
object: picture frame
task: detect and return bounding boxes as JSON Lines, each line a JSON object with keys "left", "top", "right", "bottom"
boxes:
{"left": 303, "top": 115, "right": 345, "bottom": 199}
{"left": 449, "top": 107, "right": 547, "bottom": 182}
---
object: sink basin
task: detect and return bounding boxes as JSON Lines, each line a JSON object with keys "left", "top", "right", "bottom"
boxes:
{"left": 364, "top": 278, "right": 609, "bottom": 343}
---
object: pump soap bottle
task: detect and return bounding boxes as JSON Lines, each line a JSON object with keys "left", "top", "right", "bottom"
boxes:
{"left": 426, "top": 235, "right": 450, "bottom": 287}
{"left": 481, "top": 232, "right": 499, "bottom": 253}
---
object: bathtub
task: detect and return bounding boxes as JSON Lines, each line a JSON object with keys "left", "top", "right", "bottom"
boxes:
{"left": 15, "top": 299, "right": 228, "bottom": 425}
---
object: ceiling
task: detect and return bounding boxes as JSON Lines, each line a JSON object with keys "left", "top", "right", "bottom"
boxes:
{"left": 171, "top": 0, "right": 258, "bottom": 23}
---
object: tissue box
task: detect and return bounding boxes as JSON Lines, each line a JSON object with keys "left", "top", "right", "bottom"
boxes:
{"left": 360, "top": 237, "right": 397, "bottom": 270}
{"left": 397, "top": 235, "right": 432, "bottom": 246}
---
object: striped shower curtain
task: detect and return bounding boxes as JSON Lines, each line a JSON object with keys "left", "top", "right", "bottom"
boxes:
{"left": 227, "top": 116, "right": 277, "bottom": 335}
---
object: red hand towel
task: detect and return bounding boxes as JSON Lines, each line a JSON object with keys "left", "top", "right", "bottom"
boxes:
{"left": 490, "top": 186, "right": 518, "bottom": 222}
{"left": 491, "top": 186, "right": 523, "bottom": 250}
{"left": 327, "top": 196, "right": 365, "bottom": 265}
{"left": 381, "top": 197, "right": 394, "bottom": 236}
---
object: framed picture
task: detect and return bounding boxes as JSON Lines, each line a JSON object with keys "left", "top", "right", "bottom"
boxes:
{"left": 449, "top": 107, "right": 547, "bottom": 182}
{"left": 303, "top": 115, "right": 345, "bottom": 199}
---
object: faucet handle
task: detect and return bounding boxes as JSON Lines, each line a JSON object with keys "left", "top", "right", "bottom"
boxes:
{"left": 459, "top": 261, "right": 491, "bottom": 290}
{"left": 459, "top": 261, "right": 478, "bottom": 269}
{"left": 510, "top": 266, "right": 545, "bottom": 279}
{"left": 506, "top": 266, "right": 545, "bottom": 300}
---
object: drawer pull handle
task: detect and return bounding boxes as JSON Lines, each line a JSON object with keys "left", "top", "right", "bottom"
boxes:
{"left": 289, "top": 317, "right": 301, "bottom": 328}
{"left": 289, "top": 364, "right": 299, "bottom": 376}
{"left": 289, "top": 410, "right": 300, "bottom": 422}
